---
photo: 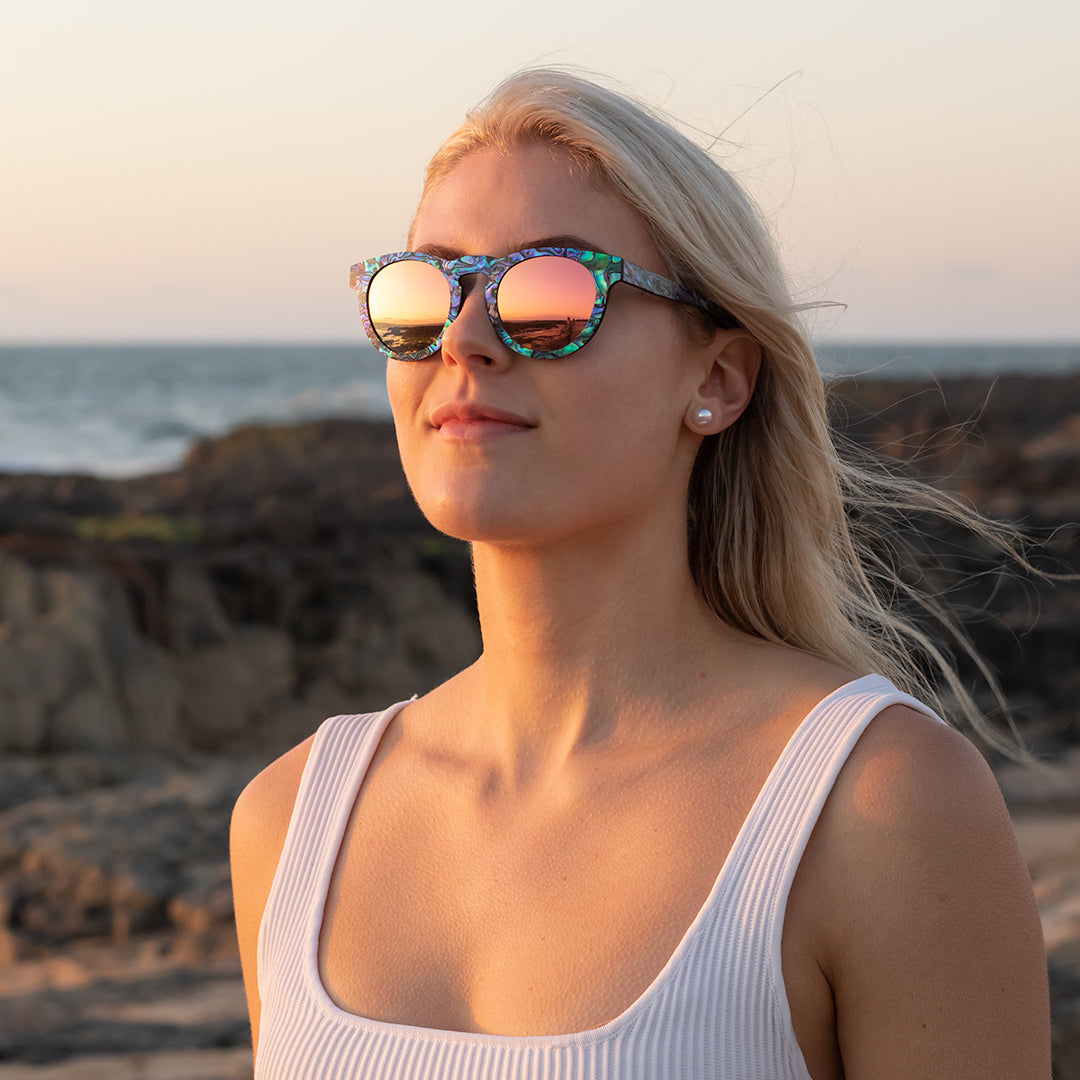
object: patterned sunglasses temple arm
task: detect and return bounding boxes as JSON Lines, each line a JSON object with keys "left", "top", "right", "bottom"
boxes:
{"left": 620, "top": 260, "right": 740, "bottom": 331}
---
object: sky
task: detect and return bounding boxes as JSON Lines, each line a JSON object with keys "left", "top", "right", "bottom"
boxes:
{"left": 2, "top": 0, "right": 1078, "bottom": 344}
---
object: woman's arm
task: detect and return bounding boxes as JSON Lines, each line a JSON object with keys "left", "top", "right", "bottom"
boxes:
{"left": 806, "top": 706, "right": 1051, "bottom": 1078}
{"left": 229, "top": 736, "right": 314, "bottom": 1064}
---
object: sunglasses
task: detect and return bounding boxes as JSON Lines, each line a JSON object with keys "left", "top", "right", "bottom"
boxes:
{"left": 349, "top": 246, "right": 737, "bottom": 361}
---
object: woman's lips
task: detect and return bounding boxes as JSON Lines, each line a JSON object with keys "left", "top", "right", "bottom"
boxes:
{"left": 429, "top": 402, "right": 535, "bottom": 441}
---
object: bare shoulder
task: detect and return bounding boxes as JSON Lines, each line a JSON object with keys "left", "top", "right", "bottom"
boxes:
{"left": 799, "top": 705, "right": 1051, "bottom": 1078}
{"left": 835, "top": 703, "right": 1007, "bottom": 833}
{"left": 229, "top": 734, "right": 316, "bottom": 1057}
{"left": 826, "top": 705, "right": 1041, "bottom": 921}
{"left": 231, "top": 733, "right": 316, "bottom": 871}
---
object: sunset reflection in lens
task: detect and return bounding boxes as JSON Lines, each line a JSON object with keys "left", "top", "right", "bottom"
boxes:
{"left": 498, "top": 256, "right": 596, "bottom": 351}
{"left": 368, "top": 260, "right": 450, "bottom": 354}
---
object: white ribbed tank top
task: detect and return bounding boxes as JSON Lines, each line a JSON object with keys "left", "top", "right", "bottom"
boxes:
{"left": 256, "top": 674, "right": 941, "bottom": 1079}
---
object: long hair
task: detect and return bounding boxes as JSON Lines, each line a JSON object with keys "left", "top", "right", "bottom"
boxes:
{"left": 419, "top": 68, "right": 1029, "bottom": 755}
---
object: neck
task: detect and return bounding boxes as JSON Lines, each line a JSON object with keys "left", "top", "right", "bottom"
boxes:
{"left": 458, "top": 517, "right": 744, "bottom": 778}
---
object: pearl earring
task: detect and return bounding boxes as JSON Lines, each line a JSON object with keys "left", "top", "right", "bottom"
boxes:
{"left": 692, "top": 406, "right": 713, "bottom": 426}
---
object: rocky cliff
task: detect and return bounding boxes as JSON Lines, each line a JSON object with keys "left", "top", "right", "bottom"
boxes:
{"left": 0, "top": 373, "right": 1077, "bottom": 1076}
{"left": 0, "top": 420, "right": 481, "bottom": 758}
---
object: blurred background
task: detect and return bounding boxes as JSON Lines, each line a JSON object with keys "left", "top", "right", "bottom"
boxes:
{"left": 1, "top": 1, "right": 1078, "bottom": 1076}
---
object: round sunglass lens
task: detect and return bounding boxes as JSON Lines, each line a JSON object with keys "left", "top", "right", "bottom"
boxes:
{"left": 497, "top": 256, "right": 597, "bottom": 353}
{"left": 367, "top": 259, "right": 451, "bottom": 357}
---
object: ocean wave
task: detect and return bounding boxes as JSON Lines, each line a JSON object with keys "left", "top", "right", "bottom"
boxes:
{"left": 252, "top": 378, "right": 392, "bottom": 422}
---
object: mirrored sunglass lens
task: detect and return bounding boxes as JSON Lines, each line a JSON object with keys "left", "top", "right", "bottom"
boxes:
{"left": 367, "top": 260, "right": 450, "bottom": 355}
{"left": 497, "top": 256, "right": 597, "bottom": 352}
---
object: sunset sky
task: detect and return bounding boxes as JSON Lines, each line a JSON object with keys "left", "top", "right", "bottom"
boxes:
{"left": 3, "top": 0, "right": 1078, "bottom": 343}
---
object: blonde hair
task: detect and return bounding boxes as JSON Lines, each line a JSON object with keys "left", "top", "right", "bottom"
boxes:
{"left": 420, "top": 68, "right": 1029, "bottom": 755}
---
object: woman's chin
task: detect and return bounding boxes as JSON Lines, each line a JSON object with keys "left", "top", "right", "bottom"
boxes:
{"left": 412, "top": 494, "right": 518, "bottom": 548}
{"left": 421, "top": 505, "right": 538, "bottom": 546}
{"left": 416, "top": 490, "right": 570, "bottom": 547}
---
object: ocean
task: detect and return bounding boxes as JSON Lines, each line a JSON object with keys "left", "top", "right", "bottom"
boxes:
{"left": 1, "top": 342, "right": 1078, "bottom": 478}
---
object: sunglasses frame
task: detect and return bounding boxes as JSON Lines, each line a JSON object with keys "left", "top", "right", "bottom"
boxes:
{"left": 349, "top": 246, "right": 737, "bottom": 361}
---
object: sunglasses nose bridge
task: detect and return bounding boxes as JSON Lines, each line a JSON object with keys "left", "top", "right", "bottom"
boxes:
{"left": 444, "top": 262, "right": 506, "bottom": 335}
{"left": 452, "top": 267, "right": 489, "bottom": 298}
{"left": 439, "top": 266, "right": 513, "bottom": 368}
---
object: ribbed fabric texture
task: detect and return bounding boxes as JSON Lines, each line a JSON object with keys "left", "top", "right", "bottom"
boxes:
{"left": 256, "top": 674, "right": 940, "bottom": 1079}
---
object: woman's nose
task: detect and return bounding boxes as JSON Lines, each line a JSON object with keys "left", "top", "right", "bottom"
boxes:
{"left": 439, "top": 276, "right": 513, "bottom": 371}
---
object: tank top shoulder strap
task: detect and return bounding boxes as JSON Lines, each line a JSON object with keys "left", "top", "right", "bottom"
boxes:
{"left": 714, "top": 673, "right": 944, "bottom": 1073}
{"left": 257, "top": 703, "right": 408, "bottom": 1007}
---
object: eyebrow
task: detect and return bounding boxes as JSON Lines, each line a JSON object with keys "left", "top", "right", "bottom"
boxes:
{"left": 414, "top": 234, "right": 607, "bottom": 259}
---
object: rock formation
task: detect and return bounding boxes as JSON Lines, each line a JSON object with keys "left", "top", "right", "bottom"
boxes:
{"left": 0, "top": 375, "right": 1077, "bottom": 1076}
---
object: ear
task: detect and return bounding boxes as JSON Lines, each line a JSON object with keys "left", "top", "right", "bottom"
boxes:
{"left": 683, "top": 331, "right": 761, "bottom": 435}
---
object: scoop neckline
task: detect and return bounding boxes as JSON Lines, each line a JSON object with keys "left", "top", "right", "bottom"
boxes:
{"left": 302, "top": 673, "right": 890, "bottom": 1046}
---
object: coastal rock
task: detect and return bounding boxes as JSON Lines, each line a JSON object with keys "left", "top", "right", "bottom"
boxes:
{"left": 0, "top": 376, "right": 1078, "bottom": 1076}
{"left": 120, "top": 638, "right": 181, "bottom": 749}
{"left": 0, "top": 627, "right": 49, "bottom": 750}
{"left": 0, "top": 420, "right": 482, "bottom": 755}
{"left": 174, "top": 625, "right": 296, "bottom": 747}
{"left": 0, "top": 953, "right": 250, "bottom": 1068}
{"left": 830, "top": 374, "right": 1080, "bottom": 524}
{"left": 0, "top": 556, "right": 183, "bottom": 752}
{"left": 1014, "top": 805, "right": 1080, "bottom": 1076}
{"left": 0, "top": 551, "right": 39, "bottom": 623}
{"left": 166, "top": 561, "right": 235, "bottom": 650}
{"left": 0, "top": 756, "right": 255, "bottom": 953}
{"left": 1053, "top": 963, "right": 1080, "bottom": 1080}
{"left": 313, "top": 574, "right": 482, "bottom": 707}
{"left": 49, "top": 686, "right": 127, "bottom": 752}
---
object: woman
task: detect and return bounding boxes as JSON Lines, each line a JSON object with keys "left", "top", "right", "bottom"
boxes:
{"left": 230, "top": 70, "right": 1051, "bottom": 1077}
